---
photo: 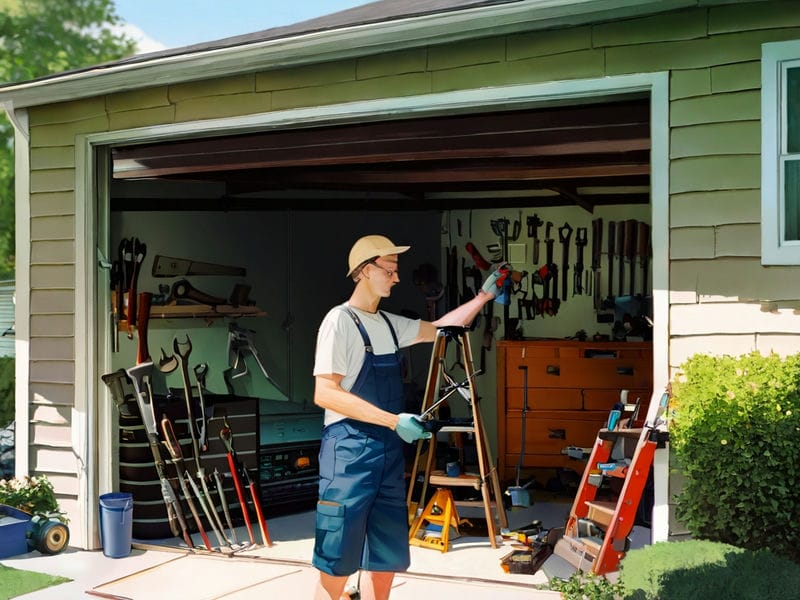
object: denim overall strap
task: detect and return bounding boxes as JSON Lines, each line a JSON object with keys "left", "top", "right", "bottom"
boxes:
{"left": 340, "top": 307, "right": 405, "bottom": 439}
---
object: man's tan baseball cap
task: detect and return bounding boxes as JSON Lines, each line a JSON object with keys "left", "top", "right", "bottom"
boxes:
{"left": 347, "top": 234, "right": 410, "bottom": 277}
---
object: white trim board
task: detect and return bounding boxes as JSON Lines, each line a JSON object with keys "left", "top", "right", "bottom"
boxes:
{"left": 78, "top": 73, "right": 671, "bottom": 546}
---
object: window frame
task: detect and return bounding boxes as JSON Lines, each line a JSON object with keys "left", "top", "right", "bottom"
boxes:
{"left": 762, "top": 39, "right": 800, "bottom": 265}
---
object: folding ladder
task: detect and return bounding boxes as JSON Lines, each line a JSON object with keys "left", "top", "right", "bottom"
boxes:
{"left": 407, "top": 327, "right": 507, "bottom": 551}
{"left": 552, "top": 406, "right": 668, "bottom": 574}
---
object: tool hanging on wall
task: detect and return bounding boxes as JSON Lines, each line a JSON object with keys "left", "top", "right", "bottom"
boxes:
{"left": 110, "top": 261, "right": 122, "bottom": 352}
{"left": 558, "top": 222, "right": 573, "bottom": 302}
{"left": 490, "top": 218, "right": 510, "bottom": 261}
{"left": 537, "top": 222, "right": 557, "bottom": 316}
{"left": 526, "top": 214, "right": 544, "bottom": 265}
{"left": 461, "top": 259, "right": 481, "bottom": 304}
{"left": 606, "top": 221, "right": 615, "bottom": 305}
{"left": 152, "top": 255, "right": 246, "bottom": 278}
{"left": 170, "top": 279, "right": 227, "bottom": 306}
{"left": 126, "top": 238, "right": 147, "bottom": 339}
{"left": 573, "top": 227, "right": 587, "bottom": 296}
{"left": 227, "top": 323, "right": 288, "bottom": 399}
{"left": 509, "top": 211, "right": 522, "bottom": 241}
{"left": 136, "top": 292, "right": 152, "bottom": 365}
{"left": 616, "top": 220, "right": 626, "bottom": 298}
{"left": 625, "top": 219, "right": 638, "bottom": 297}
{"left": 465, "top": 241, "right": 491, "bottom": 270}
{"left": 590, "top": 218, "right": 603, "bottom": 310}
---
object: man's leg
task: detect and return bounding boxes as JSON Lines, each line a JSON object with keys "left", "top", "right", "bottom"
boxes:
{"left": 359, "top": 570, "right": 395, "bottom": 600}
{"left": 314, "top": 572, "right": 349, "bottom": 600}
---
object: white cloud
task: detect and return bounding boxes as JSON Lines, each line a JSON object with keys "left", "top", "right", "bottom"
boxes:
{"left": 112, "top": 22, "right": 168, "bottom": 54}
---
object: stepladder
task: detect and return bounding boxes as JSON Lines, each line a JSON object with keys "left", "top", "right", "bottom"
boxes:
{"left": 407, "top": 326, "right": 508, "bottom": 552}
{"left": 553, "top": 411, "right": 668, "bottom": 575}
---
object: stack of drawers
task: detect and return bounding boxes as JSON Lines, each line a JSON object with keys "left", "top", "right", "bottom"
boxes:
{"left": 496, "top": 340, "right": 652, "bottom": 481}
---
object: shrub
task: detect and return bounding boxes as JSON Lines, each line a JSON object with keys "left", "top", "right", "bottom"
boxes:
{"left": 620, "top": 540, "right": 800, "bottom": 599}
{"left": 0, "top": 474, "right": 62, "bottom": 517}
{"left": 548, "top": 571, "right": 624, "bottom": 599}
{"left": 669, "top": 352, "right": 800, "bottom": 562}
{"left": 0, "top": 356, "right": 14, "bottom": 428}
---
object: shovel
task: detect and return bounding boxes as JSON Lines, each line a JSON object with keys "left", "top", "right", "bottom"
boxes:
{"left": 506, "top": 365, "right": 533, "bottom": 508}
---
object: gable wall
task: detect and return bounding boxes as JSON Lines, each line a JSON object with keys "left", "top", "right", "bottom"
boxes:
{"left": 23, "top": 1, "right": 800, "bottom": 531}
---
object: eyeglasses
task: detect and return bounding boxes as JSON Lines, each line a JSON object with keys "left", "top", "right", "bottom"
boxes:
{"left": 368, "top": 260, "right": 398, "bottom": 278}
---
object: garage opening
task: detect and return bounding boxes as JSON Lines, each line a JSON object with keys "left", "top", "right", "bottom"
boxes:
{"left": 101, "top": 95, "right": 655, "bottom": 555}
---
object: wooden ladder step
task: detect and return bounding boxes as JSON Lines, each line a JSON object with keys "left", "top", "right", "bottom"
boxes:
{"left": 553, "top": 536, "right": 598, "bottom": 571}
{"left": 584, "top": 500, "right": 617, "bottom": 528}
{"left": 428, "top": 470, "right": 482, "bottom": 488}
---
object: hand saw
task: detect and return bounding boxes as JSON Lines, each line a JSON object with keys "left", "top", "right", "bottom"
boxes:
{"left": 152, "top": 255, "right": 246, "bottom": 277}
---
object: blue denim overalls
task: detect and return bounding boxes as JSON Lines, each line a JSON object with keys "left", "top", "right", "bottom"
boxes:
{"left": 312, "top": 307, "right": 409, "bottom": 576}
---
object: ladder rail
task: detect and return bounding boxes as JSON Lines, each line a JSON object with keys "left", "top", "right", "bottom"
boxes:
{"left": 593, "top": 430, "right": 657, "bottom": 574}
{"left": 462, "top": 331, "right": 507, "bottom": 531}
{"left": 406, "top": 334, "right": 445, "bottom": 511}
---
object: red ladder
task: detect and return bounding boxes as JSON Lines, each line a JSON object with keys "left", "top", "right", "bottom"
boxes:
{"left": 554, "top": 424, "right": 664, "bottom": 574}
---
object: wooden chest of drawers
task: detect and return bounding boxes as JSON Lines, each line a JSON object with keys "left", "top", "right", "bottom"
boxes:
{"left": 496, "top": 339, "right": 652, "bottom": 481}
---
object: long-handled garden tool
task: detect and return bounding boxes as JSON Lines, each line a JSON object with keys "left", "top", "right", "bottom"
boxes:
{"left": 213, "top": 467, "right": 239, "bottom": 546}
{"left": 124, "top": 361, "right": 193, "bottom": 547}
{"left": 161, "top": 415, "right": 213, "bottom": 551}
{"left": 220, "top": 415, "right": 271, "bottom": 546}
{"left": 220, "top": 416, "right": 255, "bottom": 546}
{"left": 505, "top": 365, "right": 533, "bottom": 507}
{"left": 173, "top": 335, "right": 231, "bottom": 547}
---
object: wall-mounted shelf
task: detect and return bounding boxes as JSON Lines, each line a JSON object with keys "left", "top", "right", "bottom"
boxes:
{"left": 149, "top": 303, "right": 267, "bottom": 320}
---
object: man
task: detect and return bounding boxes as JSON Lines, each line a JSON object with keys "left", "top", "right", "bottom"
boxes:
{"left": 312, "top": 234, "right": 504, "bottom": 600}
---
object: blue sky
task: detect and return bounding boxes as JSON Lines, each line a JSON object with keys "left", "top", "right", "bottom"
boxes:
{"left": 113, "top": 0, "right": 371, "bottom": 52}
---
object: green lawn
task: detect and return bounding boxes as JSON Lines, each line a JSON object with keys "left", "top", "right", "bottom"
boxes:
{"left": 0, "top": 564, "right": 70, "bottom": 599}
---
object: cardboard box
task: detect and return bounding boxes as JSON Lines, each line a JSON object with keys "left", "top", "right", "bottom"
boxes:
{"left": 0, "top": 504, "right": 33, "bottom": 558}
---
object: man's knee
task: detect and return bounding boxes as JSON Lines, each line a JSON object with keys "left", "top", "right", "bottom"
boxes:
{"left": 315, "top": 571, "right": 349, "bottom": 600}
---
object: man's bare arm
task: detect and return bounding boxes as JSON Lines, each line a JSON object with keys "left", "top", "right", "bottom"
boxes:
{"left": 314, "top": 374, "right": 400, "bottom": 429}
{"left": 412, "top": 291, "right": 494, "bottom": 344}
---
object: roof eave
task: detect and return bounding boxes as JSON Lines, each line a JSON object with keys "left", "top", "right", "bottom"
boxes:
{"left": 0, "top": 0, "right": 695, "bottom": 110}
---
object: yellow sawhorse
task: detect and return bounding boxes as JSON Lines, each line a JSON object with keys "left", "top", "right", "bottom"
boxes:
{"left": 408, "top": 488, "right": 468, "bottom": 553}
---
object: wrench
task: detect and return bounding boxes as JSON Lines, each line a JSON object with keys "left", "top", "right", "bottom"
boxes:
{"left": 193, "top": 363, "right": 210, "bottom": 452}
{"left": 174, "top": 336, "right": 231, "bottom": 547}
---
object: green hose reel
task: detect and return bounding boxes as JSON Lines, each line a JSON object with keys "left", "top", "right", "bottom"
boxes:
{"left": 26, "top": 514, "right": 69, "bottom": 555}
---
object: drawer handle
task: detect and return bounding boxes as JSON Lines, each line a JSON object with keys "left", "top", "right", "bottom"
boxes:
{"left": 546, "top": 365, "right": 560, "bottom": 376}
{"left": 584, "top": 349, "right": 618, "bottom": 359}
{"left": 616, "top": 366, "right": 634, "bottom": 376}
{"left": 548, "top": 428, "right": 566, "bottom": 439}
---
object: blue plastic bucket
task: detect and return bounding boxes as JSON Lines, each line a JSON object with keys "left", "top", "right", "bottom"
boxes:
{"left": 98, "top": 492, "right": 133, "bottom": 558}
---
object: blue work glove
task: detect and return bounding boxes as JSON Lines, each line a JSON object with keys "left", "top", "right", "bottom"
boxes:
{"left": 481, "top": 264, "right": 512, "bottom": 305}
{"left": 395, "top": 413, "right": 432, "bottom": 443}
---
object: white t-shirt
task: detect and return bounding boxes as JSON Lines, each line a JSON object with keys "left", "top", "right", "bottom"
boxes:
{"left": 313, "top": 303, "right": 420, "bottom": 426}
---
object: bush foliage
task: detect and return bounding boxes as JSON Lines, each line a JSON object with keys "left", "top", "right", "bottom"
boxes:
{"left": 669, "top": 352, "right": 800, "bottom": 562}
{"left": 620, "top": 539, "right": 800, "bottom": 599}
{"left": 0, "top": 356, "right": 14, "bottom": 428}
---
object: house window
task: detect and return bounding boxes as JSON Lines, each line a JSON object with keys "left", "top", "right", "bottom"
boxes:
{"left": 762, "top": 40, "right": 800, "bottom": 264}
